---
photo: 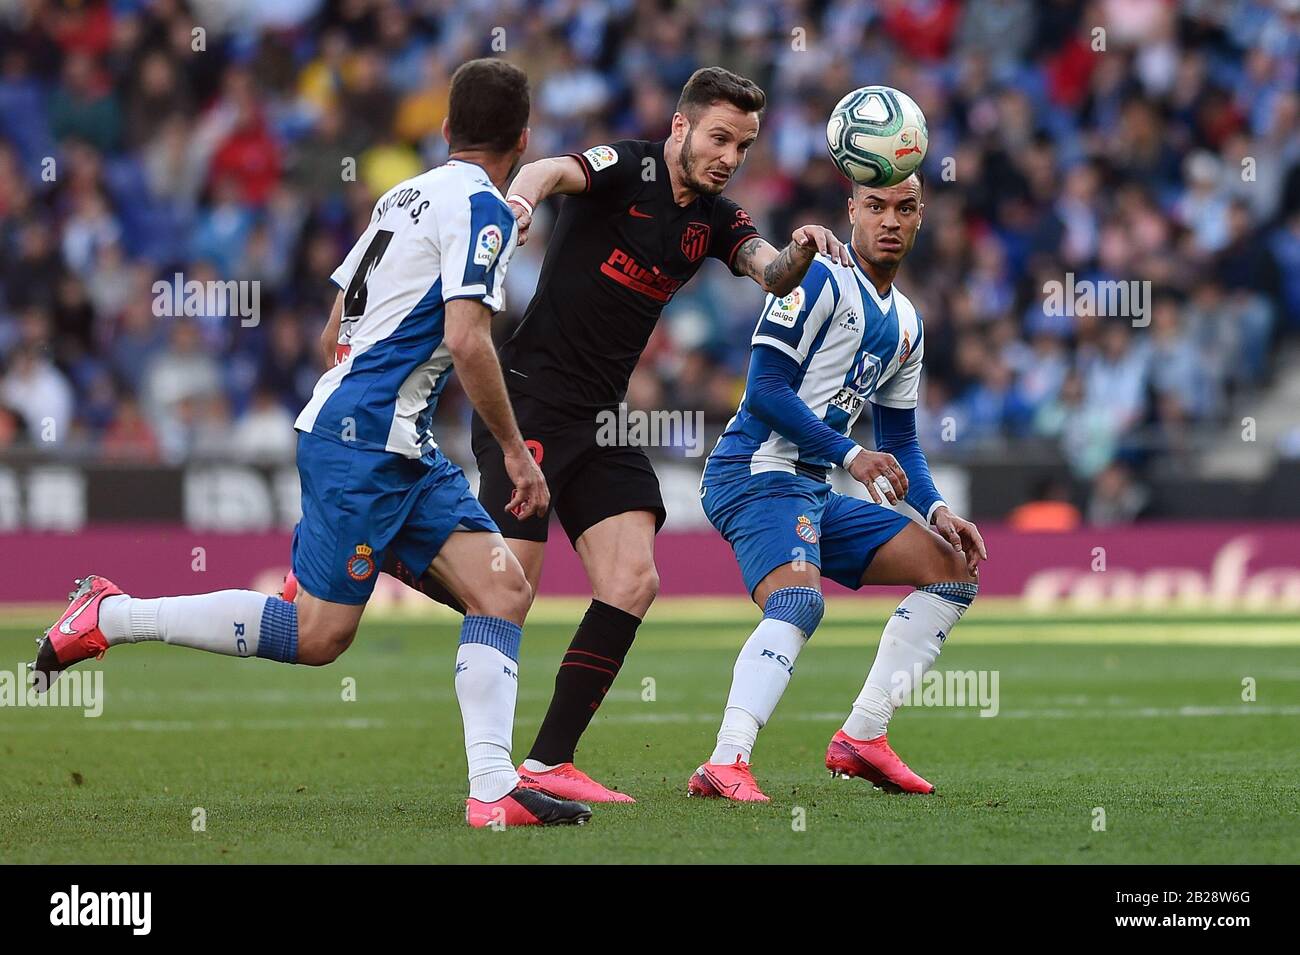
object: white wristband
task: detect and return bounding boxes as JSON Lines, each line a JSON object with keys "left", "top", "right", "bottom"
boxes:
{"left": 842, "top": 444, "right": 866, "bottom": 469}
{"left": 506, "top": 194, "right": 534, "bottom": 216}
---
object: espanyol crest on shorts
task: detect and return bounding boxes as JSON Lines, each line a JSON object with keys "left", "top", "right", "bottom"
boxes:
{"left": 796, "top": 515, "right": 818, "bottom": 544}
{"left": 346, "top": 543, "right": 376, "bottom": 581}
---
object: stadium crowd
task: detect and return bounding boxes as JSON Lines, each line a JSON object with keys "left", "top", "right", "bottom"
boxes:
{"left": 1, "top": 0, "right": 1297, "bottom": 491}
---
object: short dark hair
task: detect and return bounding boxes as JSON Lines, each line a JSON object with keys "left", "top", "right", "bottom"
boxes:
{"left": 447, "top": 58, "right": 530, "bottom": 153}
{"left": 677, "top": 67, "right": 766, "bottom": 122}
{"left": 853, "top": 169, "right": 925, "bottom": 197}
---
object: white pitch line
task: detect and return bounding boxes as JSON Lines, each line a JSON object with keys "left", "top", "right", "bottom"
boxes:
{"left": 7, "top": 705, "right": 1299, "bottom": 733}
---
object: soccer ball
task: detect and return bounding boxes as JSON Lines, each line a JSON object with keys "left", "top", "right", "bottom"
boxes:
{"left": 825, "top": 86, "right": 928, "bottom": 187}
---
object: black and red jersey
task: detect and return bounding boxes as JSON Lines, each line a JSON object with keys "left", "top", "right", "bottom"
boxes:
{"left": 498, "top": 139, "right": 761, "bottom": 410}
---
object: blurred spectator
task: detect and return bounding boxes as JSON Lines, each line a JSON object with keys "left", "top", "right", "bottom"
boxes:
{"left": 258, "top": 309, "right": 319, "bottom": 415}
{"left": 141, "top": 321, "right": 222, "bottom": 461}
{"left": 1035, "top": 368, "right": 1118, "bottom": 478}
{"left": 230, "top": 388, "right": 297, "bottom": 464}
{"left": 206, "top": 68, "right": 281, "bottom": 206}
{"left": 101, "top": 395, "right": 160, "bottom": 463}
{"left": 1087, "top": 461, "right": 1151, "bottom": 525}
{"left": 61, "top": 190, "right": 121, "bottom": 277}
{"left": 1082, "top": 321, "right": 1149, "bottom": 435}
{"left": 48, "top": 53, "right": 120, "bottom": 153}
{"left": 1148, "top": 295, "right": 1210, "bottom": 421}
{"left": 1, "top": 345, "right": 74, "bottom": 450}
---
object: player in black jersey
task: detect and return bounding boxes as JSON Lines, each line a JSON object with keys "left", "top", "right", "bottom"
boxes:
{"left": 390, "top": 67, "right": 849, "bottom": 803}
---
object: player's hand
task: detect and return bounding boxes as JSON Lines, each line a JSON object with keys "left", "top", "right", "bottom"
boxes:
{"left": 503, "top": 443, "right": 549, "bottom": 520}
{"left": 791, "top": 224, "right": 851, "bottom": 267}
{"left": 848, "top": 450, "right": 908, "bottom": 505}
{"left": 931, "top": 506, "right": 987, "bottom": 575}
{"left": 507, "top": 198, "right": 533, "bottom": 247}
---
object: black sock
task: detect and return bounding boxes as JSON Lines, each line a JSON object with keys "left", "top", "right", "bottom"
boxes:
{"left": 528, "top": 599, "right": 641, "bottom": 765}
{"left": 380, "top": 553, "right": 466, "bottom": 615}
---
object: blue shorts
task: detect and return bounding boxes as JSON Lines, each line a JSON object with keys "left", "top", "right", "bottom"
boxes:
{"left": 291, "top": 431, "right": 498, "bottom": 605}
{"left": 701, "top": 471, "right": 913, "bottom": 595}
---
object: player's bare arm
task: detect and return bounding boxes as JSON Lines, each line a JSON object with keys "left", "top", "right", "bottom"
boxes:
{"left": 930, "top": 505, "right": 988, "bottom": 575}
{"left": 732, "top": 229, "right": 851, "bottom": 297}
{"left": 503, "top": 156, "right": 587, "bottom": 245}
{"left": 443, "top": 298, "right": 549, "bottom": 520}
{"left": 320, "top": 291, "right": 343, "bottom": 367}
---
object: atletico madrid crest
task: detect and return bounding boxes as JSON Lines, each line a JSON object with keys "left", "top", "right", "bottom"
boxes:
{"left": 681, "top": 222, "right": 710, "bottom": 262}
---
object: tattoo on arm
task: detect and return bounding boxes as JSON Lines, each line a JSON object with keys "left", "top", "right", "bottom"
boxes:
{"left": 735, "top": 237, "right": 807, "bottom": 296}
{"left": 736, "top": 236, "right": 795, "bottom": 289}
{"left": 732, "top": 236, "right": 764, "bottom": 282}
{"left": 760, "top": 242, "right": 804, "bottom": 297}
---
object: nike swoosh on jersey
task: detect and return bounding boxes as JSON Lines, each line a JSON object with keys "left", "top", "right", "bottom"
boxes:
{"left": 628, "top": 205, "right": 653, "bottom": 219}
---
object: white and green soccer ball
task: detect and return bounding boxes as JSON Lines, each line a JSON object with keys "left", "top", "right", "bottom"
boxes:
{"left": 825, "top": 86, "right": 929, "bottom": 187}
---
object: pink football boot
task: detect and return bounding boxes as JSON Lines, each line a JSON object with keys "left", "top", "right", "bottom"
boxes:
{"left": 30, "top": 576, "right": 122, "bottom": 691}
{"left": 465, "top": 787, "right": 592, "bottom": 828}
{"left": 686, "top": 757, "right": 770, "bottom": 803}
{"left": 825, "top": 729, "right": 936, "bottom": 794}
{"left": 517, "top": 762, "right": 635, "bottom": 803}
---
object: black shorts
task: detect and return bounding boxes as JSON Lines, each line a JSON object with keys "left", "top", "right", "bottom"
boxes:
{"left": 471, "top": 392, "right": 667, "bottom": 545}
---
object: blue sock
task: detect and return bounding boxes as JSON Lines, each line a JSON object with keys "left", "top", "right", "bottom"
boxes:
{"left": 256, "top": 597, "right": 299, "bottom": 663}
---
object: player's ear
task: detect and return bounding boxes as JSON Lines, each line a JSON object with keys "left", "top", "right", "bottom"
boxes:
{"left": 441, "top": 117, "right": 451, "bottom": 146}
{"left": 517, "top": 126, "right": 530, "bottom": 156}
{"left": 671, "top": 111, "right": 688, "bottom": 141}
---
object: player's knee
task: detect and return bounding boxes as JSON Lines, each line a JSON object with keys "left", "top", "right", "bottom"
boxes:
{"left": 599, "top": 561, "right": 659, "bottom": 616}
{"left": 640, "top": 564, "right": 661, "bottom": 605}
{"left": 462, "top": 568, "right": 532, "bottom": 625}
{"left": 763, "top": 586, "right": 825, "bottom": 638}
{"left": 295, "top": 620, "right": 357, "bottom": 666}
{"left": 916, "top": 537, "right": 976, "bottom": 588}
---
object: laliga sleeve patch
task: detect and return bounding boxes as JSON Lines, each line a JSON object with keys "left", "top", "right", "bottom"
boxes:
{"left": 766, "top": 287, "right": 804, "bottom": 328}
{"left": 473, "top": 224, "right": 503, "bottom": 267}
{"left": 583, "top": 145, "right": 619, "bottom": 171}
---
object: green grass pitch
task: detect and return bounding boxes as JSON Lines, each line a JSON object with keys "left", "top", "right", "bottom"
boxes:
{"left": 2, "top": 598, "right": 1297, "bottom": 864}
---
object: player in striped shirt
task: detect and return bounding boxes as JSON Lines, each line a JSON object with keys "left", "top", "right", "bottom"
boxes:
{"left": 688, "top": 172, "right": 988, "bottom": 802}
{"left": 32, "top": 60, "right": 590, "bottom": 829}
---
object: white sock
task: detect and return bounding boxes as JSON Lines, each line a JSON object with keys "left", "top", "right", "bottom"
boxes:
{"left": 521, "top": 759, "right": 560, "bottom": 773}
{"left": 843, "top": 586, "right": 974, "bottom": 740}
{"left": 455, "top": 616, "right": 523, "bottom": 803}
{"left": 98, "top": 591, "right": 297, "bottom": 661}
{"left": 711, "top": 618, "right": 807, "bottom": 765}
